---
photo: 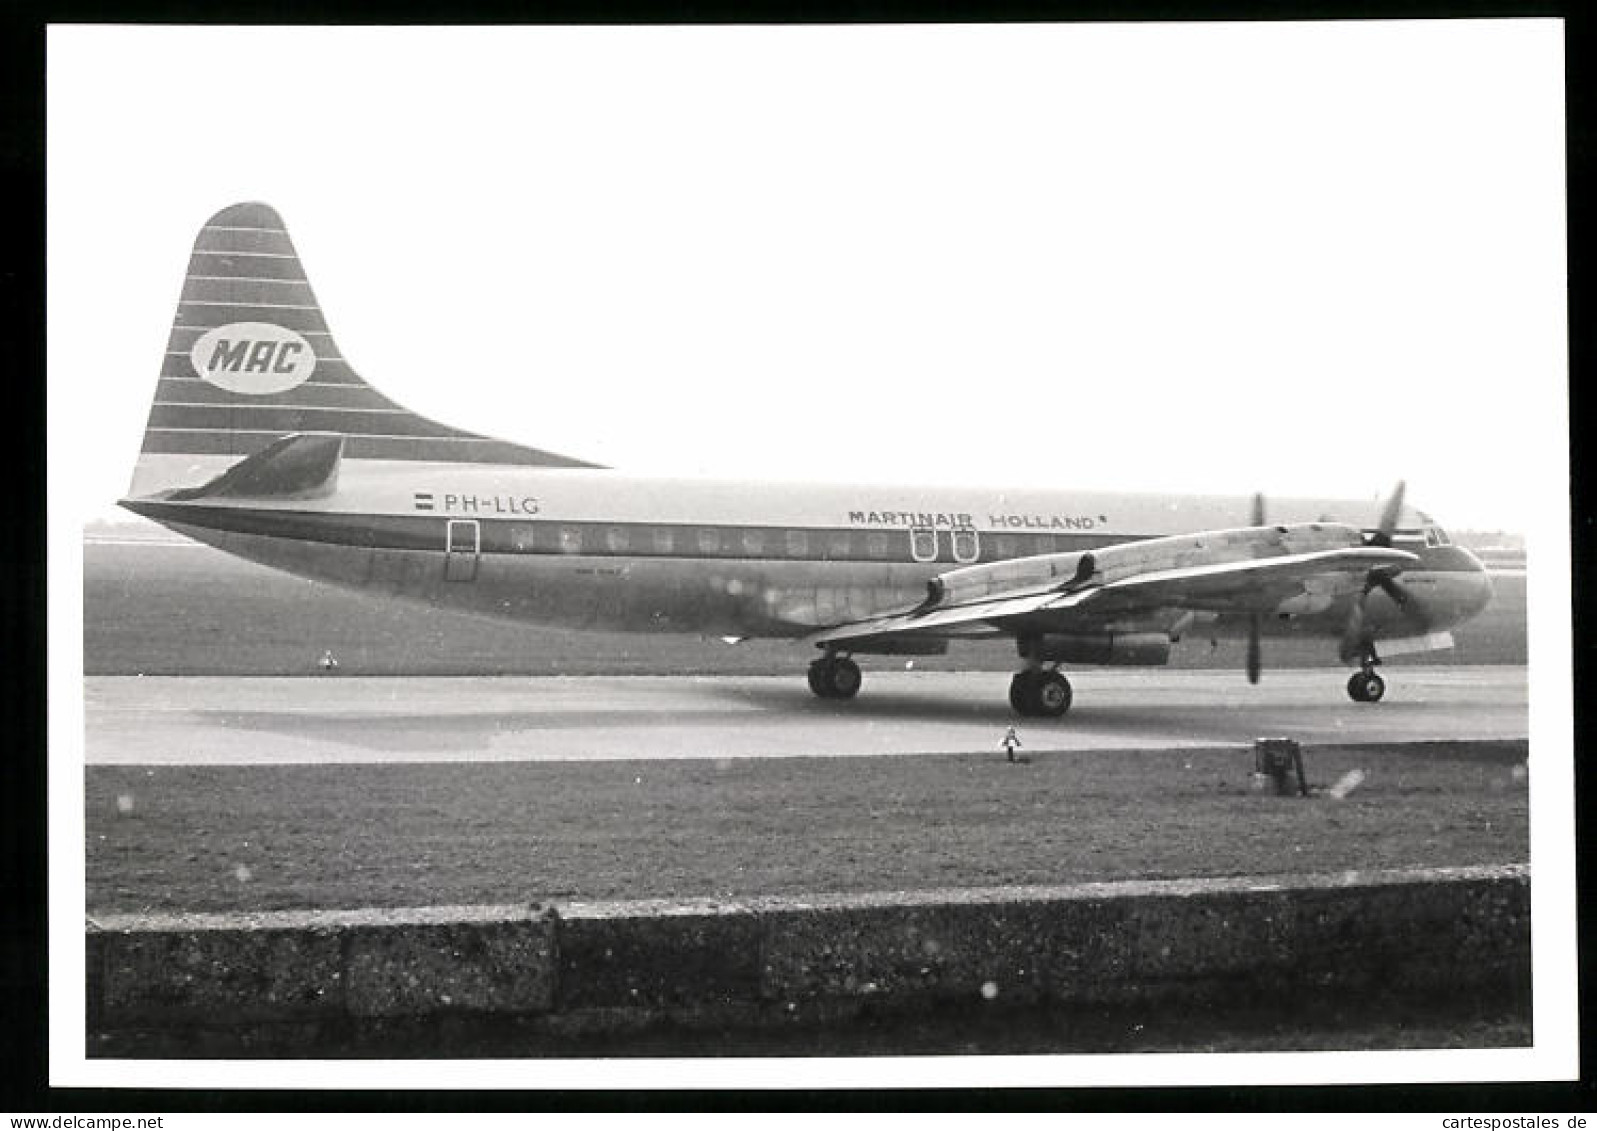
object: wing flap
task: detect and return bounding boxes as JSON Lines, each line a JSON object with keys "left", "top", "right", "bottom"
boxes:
{"left": 807, "top": 589, "right": 1068, "bottom": 648}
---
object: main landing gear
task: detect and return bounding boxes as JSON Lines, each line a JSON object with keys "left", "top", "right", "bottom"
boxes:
{"left": 1009, "top": 667, "right": 1073, "bottom": 718}
{"left": 808, "top": 654, "right": 862, "bottom": 700}
{"left": 1346, "top": 647, "right": 1387, "bottom": 703}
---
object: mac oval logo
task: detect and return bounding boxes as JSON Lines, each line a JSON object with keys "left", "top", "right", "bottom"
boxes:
{"left": 191, "top": 322, "right": 317, "bottom": 394}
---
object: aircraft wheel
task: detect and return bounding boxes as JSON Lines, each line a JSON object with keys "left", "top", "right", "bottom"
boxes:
{"left": 1010, "top": 670, "right": 1071, "bottom": 716}
{"left": 1347, "top": 671, "right": 1386, "bottom": 703}
{"left": 809, "top": 657, "right": 862, "bottom": 700}
{"left": 828, "top": 657, "right": 862, "bottom": 699}
{"left": 1034, "top": 671, "right": 1073, "bottom": 717}
{"left": 1008, "top": 672, "right": 1035, "bottom": 713}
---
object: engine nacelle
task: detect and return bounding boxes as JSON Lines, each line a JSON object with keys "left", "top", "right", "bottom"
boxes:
{"left": 926, "top": 550, "right": 1097, "bottom": 608}
{"left": 844, "top": 635, "right": 950, "bottom": 656}
{"left": 1020, "top": 632, "right": 1172, "bottom": 666}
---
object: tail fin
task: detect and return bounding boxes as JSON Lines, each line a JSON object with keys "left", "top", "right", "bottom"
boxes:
{"left": 128, "top": 202, "right": 599, "bottom": 497}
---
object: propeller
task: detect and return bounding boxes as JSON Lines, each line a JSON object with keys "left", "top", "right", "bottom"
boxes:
{"left": 1339, "top": 481, "right": 1424, "bottom": 662}
{"left": 1247, "top": 492, "right": 1265, "bottom": 684}
{"left": 1251, "top": 484, "right": 1421, "bottom": 675}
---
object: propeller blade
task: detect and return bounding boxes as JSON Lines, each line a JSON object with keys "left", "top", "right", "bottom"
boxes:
{"left": 1366, "top": 481, "right": 1407, "bottom": 548}
{"left": 1243, "top": 489, "right": 1265, "bottom": 682}
{"left": 1371, "top": 571, "right": 1409, "bottom": 607}
{"left": 1371, "top": 570, "right": 1428, "bottom": 626}
{"left": 1339, "top": 596, "right": 1368, "bottom": 663}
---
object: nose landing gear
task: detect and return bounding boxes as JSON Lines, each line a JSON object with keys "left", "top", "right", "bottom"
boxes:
{"left": 1347, "top": 669, "right": 1386, "bottom": 703}
{"left": 1346, "top": 646, "right": 1386, "bottom": 703}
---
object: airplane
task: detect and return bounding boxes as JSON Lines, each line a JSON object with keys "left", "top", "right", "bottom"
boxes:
{"left": 119, "top": 202, "right": 1495, "bottom": 716}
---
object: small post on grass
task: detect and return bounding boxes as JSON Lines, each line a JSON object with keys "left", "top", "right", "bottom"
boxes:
{"left": 1253, "top": 737, "right": 1307, "bottom": 797}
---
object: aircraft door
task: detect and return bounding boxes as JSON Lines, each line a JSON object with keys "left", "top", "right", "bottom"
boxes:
{"left": 445, "top": 519, "right": 480, "bottom": 582}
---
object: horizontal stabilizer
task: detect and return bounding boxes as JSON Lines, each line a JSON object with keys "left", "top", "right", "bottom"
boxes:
{"left": 158, "top": 432, "right": 345, "bottom": 501}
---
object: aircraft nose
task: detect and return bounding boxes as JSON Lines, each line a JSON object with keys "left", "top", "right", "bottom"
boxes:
{"left": 1457, "top": 549, "right": 1495, "bottom": 619}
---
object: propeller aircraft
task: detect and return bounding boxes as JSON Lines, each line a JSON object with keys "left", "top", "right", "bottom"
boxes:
{"left": 120, "top": 204, "right": 1496, "bottom": 716}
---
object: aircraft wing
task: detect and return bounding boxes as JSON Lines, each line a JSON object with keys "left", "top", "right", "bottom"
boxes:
{"left": 808, "top": 544, "right": 1417, "bottom": 650}
{"left": 1069, "top": 546, "right": 1418, "bottom": 616}
{"left": 807, "top": 590, "right": 1070, "bottom": 647}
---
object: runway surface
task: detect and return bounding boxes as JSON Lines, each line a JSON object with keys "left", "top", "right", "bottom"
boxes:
{"left": 83, "top": 665, "right": 1529, "bottom": 765}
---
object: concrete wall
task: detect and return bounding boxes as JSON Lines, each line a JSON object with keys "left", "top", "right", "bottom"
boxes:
{"left": 88, "top": 864, "right": 1529, "bottom": 1052}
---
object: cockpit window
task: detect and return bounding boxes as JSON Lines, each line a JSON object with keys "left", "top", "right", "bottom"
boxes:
{"left": 1423, "top": 527, "right": 1451, "bottom": 547}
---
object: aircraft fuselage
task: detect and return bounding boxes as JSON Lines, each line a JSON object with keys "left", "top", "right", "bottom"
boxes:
{"left": 125, "top": 458, "right": 1493, "bottom": 652}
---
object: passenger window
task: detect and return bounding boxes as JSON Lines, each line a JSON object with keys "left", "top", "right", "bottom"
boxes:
{"left": 826, "top": 531, "right": 853, "bottom": 560}
{"left": 995, "top": 535, "right": 1020, "bottom": 559}
{"left": 1032, "top": 534, "right": 1056, "bottom": 555}
{"left": 866, "top": 532, "right": 891, "bottom": 559}
{"left": 559, "top": 528, "right": 583, "bottom": 554}
{"left": 952, "top": 527, "right": 980, "bottom": 563}
{"left": 698, "top": 529, "right": 721, "bottom": 555}
{"left": 652, "top": 527, "right": 675, "bottom": 554}
{"left": 511, "top": 526, "right": 535, "bottom": 552}
{"left": 742, "top": 529, "right": 766, "bottom": 555}
{"left": 910, "top": 527, "right": 938, "bottom": 563}
{"left": 786, "top": 530, "right": 810, "bottom": 558}
{"left": 606, "top": 527, "right": 629, "bottom": 553}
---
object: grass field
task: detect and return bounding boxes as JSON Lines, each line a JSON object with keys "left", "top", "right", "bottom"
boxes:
{"left": 86, "top": 740, "right": 1528, "bottom": 915}
{"left": 83, "top": 534, "right": 1529, "bottom": 677}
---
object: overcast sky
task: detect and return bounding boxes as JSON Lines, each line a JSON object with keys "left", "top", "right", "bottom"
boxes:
{"left": 48, "top": 21, "right": 1566, "bottom": 534}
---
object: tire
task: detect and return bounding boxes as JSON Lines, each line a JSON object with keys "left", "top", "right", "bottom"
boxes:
{"left": 1035, "top": 671, "right": 1073, "bottom": 717}
{"left": 810, "top": 657, "right": 861, "bottom": 700}
{"left": 828, "top": 657, "right": 862, "bottom": 699}
{"left": 1009, "top": 672, "right": 1035, "bottom": 713}
{"left": 1347, "top": 671, "right": 1385, "bottom": 703}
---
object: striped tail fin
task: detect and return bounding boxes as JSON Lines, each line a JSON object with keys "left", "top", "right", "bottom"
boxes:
{"left": 128, "top": 201, "right": 599, "bottom": 497}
